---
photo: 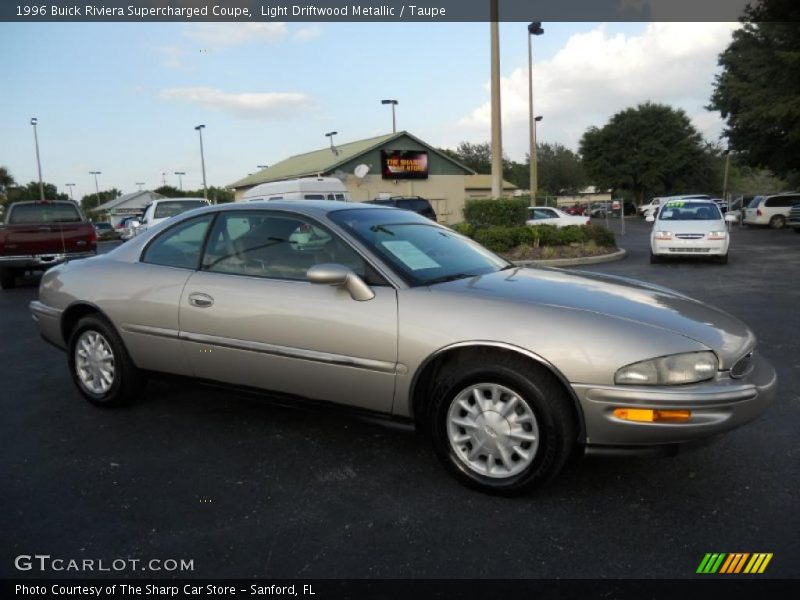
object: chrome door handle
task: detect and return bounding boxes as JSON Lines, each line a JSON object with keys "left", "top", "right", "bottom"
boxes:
{"left": 188, "top": 292, "right": 214, "bottom": 308}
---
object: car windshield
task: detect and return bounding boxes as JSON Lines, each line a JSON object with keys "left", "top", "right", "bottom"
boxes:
{"left": 8, "top": 203, "right": 81, "bottom": 224}
{"left": 748, "top": 196, "right": 763, "bottom": 208}
{"left": 154, "top": 200, "right": 206, "bottom": 219}
{"left": 329, "top": 208, "right": 510, "bottom": 286}
{"left": 658, "top": 201, "right": 722, "bottom": 221}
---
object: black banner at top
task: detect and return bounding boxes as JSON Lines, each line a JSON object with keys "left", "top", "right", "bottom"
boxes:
{"left": 1, "top": 0, "right": 775, "bottom": 23}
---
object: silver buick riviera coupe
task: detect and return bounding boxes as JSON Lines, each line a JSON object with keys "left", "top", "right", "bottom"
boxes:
{"left": 30, "top": 202, "right": 776, "bottom": 494}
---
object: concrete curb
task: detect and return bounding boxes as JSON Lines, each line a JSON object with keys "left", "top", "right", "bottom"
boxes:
{"left": 511, "top": 248, "right": 627, "bottom": 268}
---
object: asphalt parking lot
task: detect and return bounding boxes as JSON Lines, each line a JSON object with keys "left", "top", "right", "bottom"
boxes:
{"left": 1, "top": 219, "right": 798, "bottom": 579}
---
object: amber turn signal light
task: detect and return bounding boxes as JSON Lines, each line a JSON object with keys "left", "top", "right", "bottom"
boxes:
{"left": 613, "top": 408, "right": 691, "bottom": 422}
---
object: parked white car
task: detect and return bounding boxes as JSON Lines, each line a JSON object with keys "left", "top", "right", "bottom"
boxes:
{"left": 648, "top": 198, "right": 737, "bottom": 264}
{"left": 526, "top": 207, "right": 590, "bottom": 228}
{"left": 640, "top": 194, "right": 711, "bottom": 220}
{"left": 132, "top": 198, "right": 209, "bottom": 237}
{"left": 242, "top": 177, "right": 350, "bottom": 202}
{"left": 742, "top": 192, "right": 800, "bottom": 229}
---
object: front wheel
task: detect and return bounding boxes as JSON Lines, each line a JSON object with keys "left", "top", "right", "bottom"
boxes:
{"left": 715, "top": 253, "right": 729, "bottom": 265}
{"left": 650, "top": 252, "right": 663, "bottom": 264}
{"left": 428, "top": 354, "right": 576, "bottom": 495}
{"left": 68, "top": 315, "right": 146, "bottom": 407}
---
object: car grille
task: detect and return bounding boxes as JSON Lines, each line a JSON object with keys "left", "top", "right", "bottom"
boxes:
{"left": 668, "top": 247, "right": 710, "bottom": 253}
{"left": 730, "top": 352, "right": 754, "bottom": 379}
{"left": 675, "top": 234, "right": 705, "bottom": 239}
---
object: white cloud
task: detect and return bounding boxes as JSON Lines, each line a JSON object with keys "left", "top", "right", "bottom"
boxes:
{"left": 456, "top": 22, "right": 739, "bottom": 159}
{"left": 182, "top": 23, "right": 288, "bottom": 47}
{"left": 159, "top": 87, "right": 314, "bottom": 119}
{"left": 293, "top": 26, "right": 322, "bottom": 42}
{"left": 158, "top": 45, "right": 191, "bottom": 70}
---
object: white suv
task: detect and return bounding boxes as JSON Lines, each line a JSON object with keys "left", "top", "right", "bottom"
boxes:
{"left": 743, "top": 193, "right": 800, "bottom": 229}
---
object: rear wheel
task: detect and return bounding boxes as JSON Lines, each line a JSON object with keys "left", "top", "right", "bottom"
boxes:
{"left": 0, "top": 268, "right": 17, "bottom": 290}
{"left": 428, "top": 353, "right": 576, "bottom": 495}
{"left": 769, "top": 215, "right": 786, "bottom": 229}
{"left": 68, "top": 315, "right": 146, "bottom": 407}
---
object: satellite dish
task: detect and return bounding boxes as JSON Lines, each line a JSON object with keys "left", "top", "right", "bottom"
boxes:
{"left": 354, "top": 164, "right": 370, "bottom": 179}
{"left": 333, "top": 169, "right": 348, "bottom": 182}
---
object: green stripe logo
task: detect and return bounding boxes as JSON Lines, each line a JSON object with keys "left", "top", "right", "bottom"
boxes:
{"left": 697, "top": 553, "right": 773, "bottom": 574}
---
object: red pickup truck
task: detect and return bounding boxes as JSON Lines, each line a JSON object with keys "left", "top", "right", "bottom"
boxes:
{"left": 0, "top": 201, "right": 97, "bottom": 289}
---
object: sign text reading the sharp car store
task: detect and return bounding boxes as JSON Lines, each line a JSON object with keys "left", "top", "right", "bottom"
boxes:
{"left": 381, "top": 150, "right": 429, "bottom": 180}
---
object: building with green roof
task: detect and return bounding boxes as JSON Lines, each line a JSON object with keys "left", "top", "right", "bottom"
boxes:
{"left": 228, "top": 131, "right": 482, "bottom": 224}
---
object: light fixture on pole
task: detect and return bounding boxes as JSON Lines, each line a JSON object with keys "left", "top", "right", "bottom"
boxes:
{"left": 527, "top": 21, "right": 544, "bottom": 205}
{"left": 30, "top": 118, "right": 45, "bottom": 202}
{"left": 489, "top": 0, "right": 503, "bottom": 199}
{"left": 257, "top": 165, "right": 268, "bottom": 169}
{"left": 161, "top": 172, "right": 166, "bottom": 186}
{"left": 325, "top": 131, "right": 338, "bottom": 155}
{"left": 195, "top": 125, "right": 208, "bottom": 202}
{"left": 136, "top": 182, "right": 145, "bottom": 191}
{"left": 65, "top": 183, "right": 76, "bottom": 201}
{"left": 174, "top": 171, "right": 186, "bottom": 190}
{"left": 381, "top": 99, "right": 399, "bottom": 133}
{"left": 89, "top": 171, "right": 102, "bottom": 209}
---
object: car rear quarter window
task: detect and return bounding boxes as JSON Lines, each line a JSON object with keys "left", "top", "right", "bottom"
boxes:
{"left": 142, "top": 215, "right": 213, "bottom": 269}
{"left": 765, "top": 195, "right": 800, "bottom": 208}
{"left": 8, "top": 203, "right": 81, "bottom": 224}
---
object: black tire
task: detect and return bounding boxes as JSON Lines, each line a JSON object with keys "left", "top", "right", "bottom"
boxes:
{"left": 793, "top": 228, "right": 800, "bottom": 234}
{"left": 769, "top": 215, "right": 786, "bottom": 229}
{"left": 67, "top": 315, "right": 146, "bottom": 407}
{"left": 716, "top": 253, "right": 729, "bottom": 265}
{"left": 427, "top": 352, "right": 577, "bottom": 495}
{"left": 650, "top": 252, "right": 663, "bottom": 264}
{"left": 0, "top": 268, "right": 17, "bottom": 290}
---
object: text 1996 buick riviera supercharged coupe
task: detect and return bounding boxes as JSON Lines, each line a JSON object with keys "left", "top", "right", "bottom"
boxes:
{"left": 30, "top": 202, "right": 776, "bottom": 494}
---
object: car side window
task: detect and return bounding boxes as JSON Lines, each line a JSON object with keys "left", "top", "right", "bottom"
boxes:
{"left": 201, "top": 211, "right": 373, "bottom": 282}
{"left": 534, "top": 209, "right": 555, "bottom": 219}
{"left": 141, "top": 215, "right": 213, "bottom": 269}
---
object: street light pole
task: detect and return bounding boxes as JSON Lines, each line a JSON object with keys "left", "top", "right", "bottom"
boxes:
{"left": 527, "top": 21, "right": 544, "bottom": 205}
{"left": 381, "top": 99, "right": 398, "bottom": 133}
{"left": 89, "top": 171, "right": 102, "bottom": 209}
{"left": 325, "top": 131, "right": 338, "bottom": 155}
{"left": 65, "top": 183, "right": 75, "bottom": 201}
{"left": 195, "top": 125, "right": 208, "bottom": 202}
{"left": 722, "top": 150, "right": 731, "bottom": 201}
{"left": 174, "top": 171, "right": 185, "bottom": 190}
{"left": 30, "top": 118, "right": 45, "bottom": 202}
{"left": 490, "top": 0, "right": 503, "bottom": 199}
{"left": 162, "top": 172, "right": 166, "bottom": 187}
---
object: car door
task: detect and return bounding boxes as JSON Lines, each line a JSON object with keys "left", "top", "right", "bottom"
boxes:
{"left": 178, "top": 209, "right": 399, "bottom": 413}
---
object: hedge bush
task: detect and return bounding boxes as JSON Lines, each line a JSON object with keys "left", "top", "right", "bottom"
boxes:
{"left": 471, "top": 223, "right": 615, "bottom": 253}
{"left": 463, "top": 198, "right": 529, "bottom": 228}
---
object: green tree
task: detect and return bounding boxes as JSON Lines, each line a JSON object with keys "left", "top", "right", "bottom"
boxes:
{"left": 709, "top": 0, "right": 800, "bottom": 178}
{"left": 81, "top": 188, "right": 121, "bottom": 213}
{"left": 536, "top": 143, "right": 587, "bottom": 195}
{"left": 580, "top": 103, "right": 713, "bottom": 203}
{"left": 0, "top": 166, "right": 15, "bottom": 199}
{"left": 153, "top": 185, "right": 186, "bottom": 198}
{"left": 439, "top": 142, "right": 493, "bottom": 174}
{"left": 6, "top": 181, "right": 69, "bottom": 205}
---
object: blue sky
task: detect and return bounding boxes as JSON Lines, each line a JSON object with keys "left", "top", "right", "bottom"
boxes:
{"left": 0, "top": 21, "right": 734, "bottom": 199}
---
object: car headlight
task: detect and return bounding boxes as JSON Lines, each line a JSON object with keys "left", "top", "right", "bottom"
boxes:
{"left": 708, "top": 230, "right": 727, "bottom": 240}
{"left": 654, "top": 231, "right": 673, "bottom": 240}
{"left": 615, "top": 351, "right": 718, "bottom": 385}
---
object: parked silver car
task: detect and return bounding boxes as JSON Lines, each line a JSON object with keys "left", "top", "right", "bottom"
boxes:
{"left": 29, "top": 202, "right": 776, "bottom": 494}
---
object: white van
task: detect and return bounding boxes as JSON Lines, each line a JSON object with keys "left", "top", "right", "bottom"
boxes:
{"left": 241, "top": 177, "right": 350, "bottom": 202}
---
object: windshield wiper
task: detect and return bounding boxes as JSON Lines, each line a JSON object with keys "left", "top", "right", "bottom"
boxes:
{"left": 424, "top": 273, "right": 477, "bottom": 286}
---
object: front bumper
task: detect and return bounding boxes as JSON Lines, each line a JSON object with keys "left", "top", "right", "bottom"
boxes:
{"left": 30, "top": 300, "right": 66, "bottom": 349}
{"left": 0, "top": 251, "right": 95, "bottom": 270}
{"left": 573, "top": 352, "right": 776, "bottom": 448}
{"left": 652, "top": 237, "right": 728, "bottom": 256}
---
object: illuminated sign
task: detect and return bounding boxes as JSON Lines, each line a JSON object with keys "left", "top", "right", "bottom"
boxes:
{"left": 381, "top": 150, "right": 429, "bottom": 180}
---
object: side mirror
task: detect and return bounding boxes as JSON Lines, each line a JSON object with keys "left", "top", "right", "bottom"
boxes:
{"left": 307, "top": 263, "right": 375, "bottom": 302}
{"left": 725, "top": 214, "right": 738, "bottom": 223}
{"left": 645, "top": 215, "right": 655, "bottom": 223}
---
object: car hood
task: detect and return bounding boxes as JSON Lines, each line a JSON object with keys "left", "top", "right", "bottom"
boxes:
{"left": 435, "top": 267, "right": 754, "bottom": 368}
{"left": 653, "top": 220, "right": 725, "bottom": 233}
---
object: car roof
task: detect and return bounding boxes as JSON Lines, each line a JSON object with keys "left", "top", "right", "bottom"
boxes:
{"left": 188, "top": 200, "right": 395, "bottom": 219}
